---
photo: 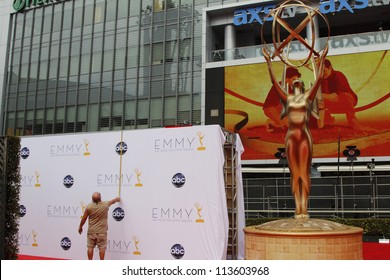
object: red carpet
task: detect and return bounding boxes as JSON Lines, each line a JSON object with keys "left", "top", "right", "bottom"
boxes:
{"left": 18, "top": 255, "right": 66, "bottom": 260}
{"left": 18, "top": 243, "right": 390, "bottom": 260}
{"left": 363, "top": 242, "right": 390, "bottom": 260}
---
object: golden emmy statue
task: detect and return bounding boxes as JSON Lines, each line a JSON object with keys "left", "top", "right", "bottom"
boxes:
{"left": 194, "top": 203, "right": 204, "bottom": 223}
{"left": 34, "top": 171, "right": 41, "bottom": 187}
{"left": 132, "top": 236, "right": 141, "bottom": 255}
{"left": 134, "top": 169, "right": 143, "bottom": 187}
{"left": 32, "top": 230, "right": 38, "bottom": 247}
{"left": 260, "top": 0, "right": 330, "bottom": 219}
{"left": 243, "top": 0, "right": 363, "bottom": 260}
{"left": 196, "top": 132, "right": 206, "bottom": 150}
{"left": 83, "top": 139, "right": 90, "bottom": 156}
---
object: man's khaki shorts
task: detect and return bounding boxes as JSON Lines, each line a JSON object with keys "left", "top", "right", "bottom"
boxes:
{"left": 87, "top": 233, "right": 107, "bottom": 250}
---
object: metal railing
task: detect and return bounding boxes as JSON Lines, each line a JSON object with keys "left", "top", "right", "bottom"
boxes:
{"left": 243, "top": 175, "right": 390, "bottom": 219}
{"left": 209, "top": 30, "right": 390, "bottom": 63}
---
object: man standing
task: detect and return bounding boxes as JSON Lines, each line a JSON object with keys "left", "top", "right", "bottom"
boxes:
{"left": 321, "top": 59, "right": 358, "bottom": 128}
{"left": 78, "top": 192, "right": 120, "bottom": 260}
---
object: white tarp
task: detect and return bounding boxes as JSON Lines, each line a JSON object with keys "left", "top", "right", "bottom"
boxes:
{"left": 18, "top": 125, "right": 243, "bottom": 260}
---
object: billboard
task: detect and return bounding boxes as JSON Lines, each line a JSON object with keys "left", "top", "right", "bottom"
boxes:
{"left": 225, "top": 50, "right": 390, "bottom": 161}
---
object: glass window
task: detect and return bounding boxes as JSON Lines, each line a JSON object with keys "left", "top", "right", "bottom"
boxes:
{"left": 125, "top": 100, "right": 136, "bottom": 121}
{"left": 130, "top": 1, "right": 141, "bottom": 16}
{"left": 69, "top": 56, "right": 80, "bottom": 76}
{"left": 49, "top": 59, "right": 59, "bottom": 79}
{"left": 118, "top": 0, "right": 129, "bottom": 19}
{"left": 20, "top": 63, "right": 28, "bottom": 79}
{"left": 166, "top": 24, "right": 178, "bottom": 40}
{"left": 153, "top": 25, "right": 164, "bottom": 42}
{"left": 104, "top": 35, "right": 115, "bottom": 51}
{"left": 67, "top": 89, "right": 77, "bottom": 106}
{"left": 178, "top": 73, "right": 191, "bottom": 94}
{"left": 115, "top": 49, "right": 126, "bottom": 70}
{"left": 103, "top": 51, "right": 114, "bottom": 71}
{"left": 39, "top": 61, "right": 48, "bottom": 80}
{"left": 139, "top": 45, "right": 150, "bottom": 66}
{"left": 60, "top": 43, "right": 70, "bottom": 59}
{"left": 150, "top": 98, "right": 162, "bottom": 127}
{"left": 91, "top": 53, "right": 102, "bottom": 73}
{"left": 125, "top": 78, "right": 137, "bottom": 99}
{"left": 52, "top": 12, "right": 62, "bottom": 32}
{"left": 151, "top": 80, "right": 163, "bottom": 96}
{"left": 73, "top": 7, "right": 83, "bottom": 28}
{"left": 192, "top": 72, "right": 201, "bottom": 94}
{"left": 140, "top": 27, "right": 151, "bottom": 45}
{"left": 59, "top": 57, "right": 69, "bottom": 78}
{"left": 92, "top": 36, "right": 103, "bottom": 53}
{"left": 63, "top": 9, "right": 72, "bottom": 30}
{"left": 179, "top": 38, "right": 192, "bottom": 60}
{"left": 50, "top": 44, "right": 59, "bottom": 60}
{"left": 84, "top": 5, "right": 94, "bottom": 26}
{"left": 116, "top": 32, "right": 127, "bottom": 49}
{"left": 113, "top": 80, "right": 124, "bottom": 101}
{"left": 33, "top": 15, "right": 42, "bottom": 36}
{"left": 80, "top": 54, "right": 90, "bottom": 75}
{"left": 138, "top": 78, "right": 149, "bottom": 97}
{"left": 165, "top": 62, "right": 177, "bottom": 75}
{"left": 106, "top": 2, "right": 117, "bottom": 22}
{"left": 81, "top": 38, "right": 92, "bottom": 54}
{"left": 164, "top": 97, "right": 176, "bottom": 119}
{"left": 164, "top": 77, "right": 177, "bottom": 95}
{"left": 71, "top": 40, "right": 81, "bottom": 56}
{"left": 95, "top": 3, "right": 105, "bottom": 24}
{"left": 29, "top": 62, "right": 38, "bottom": 80}
{"left": 152, "top": 42, "right": 163, "bottom": 64}
{"left": 165, "top": 41, "right": 177, "bottom": 62}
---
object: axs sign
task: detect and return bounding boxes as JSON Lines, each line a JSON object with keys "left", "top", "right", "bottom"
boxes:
{"left": 233, "top": 0, "right": 371, "bottom": 26}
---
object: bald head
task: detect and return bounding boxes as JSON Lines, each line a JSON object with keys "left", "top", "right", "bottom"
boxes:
{"left": 92, "top": 192, "right": 101, "bottom": 203}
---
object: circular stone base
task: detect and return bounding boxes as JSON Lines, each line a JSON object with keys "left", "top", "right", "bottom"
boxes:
{"left": 244, "top": 218, "right": 363, "bottom": 260}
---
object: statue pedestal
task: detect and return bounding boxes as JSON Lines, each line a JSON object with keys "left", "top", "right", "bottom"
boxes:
{"left": 244, "top": 219, "right": 363, "bottom": 260}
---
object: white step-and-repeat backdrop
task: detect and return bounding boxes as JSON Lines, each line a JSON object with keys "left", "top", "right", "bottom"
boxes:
{"left": 18, "top": 125, "right": 245, "bottom": 260}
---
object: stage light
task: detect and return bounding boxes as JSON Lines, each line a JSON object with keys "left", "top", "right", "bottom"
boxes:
{"left": 274, "top": 147, "right": 287, "bottom": 165}
{"left": 342, "top": 145, "right": 360, "bottom": 162}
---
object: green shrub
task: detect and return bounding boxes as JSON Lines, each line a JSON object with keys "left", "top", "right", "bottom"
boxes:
{"left": 246, "top": 217, "right": 390, "bottom": 237}
{"left": 4, "top": 136, "right": 21, "bottom": 259}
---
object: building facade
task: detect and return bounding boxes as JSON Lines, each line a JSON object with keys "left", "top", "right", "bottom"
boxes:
{"left": 0, "top": 0, "right": 219, "bottom": 135}
{"left": 1, "top": 0, "right": 390, "bottom": 165}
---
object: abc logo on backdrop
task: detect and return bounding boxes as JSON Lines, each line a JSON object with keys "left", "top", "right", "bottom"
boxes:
{"left": 171, "top": 244, "right": 185, "bottom": 259}
{"left": 63, "top": 175, "right": 74, "bottom": 188}
{"left": 20, "top": 147, "right": 30, "bottom": 159}
{"left": 171, "top": 173, "right": 186, "bottom": 188}
{"left": 19, "top": 205, "right": 27, "bottom": 217}
{"left": 61, "top": 237, "right": 72, "bottom": 251}
{"left": 112, "top": 207, "right": 125, "bottom": 221}
{"left": 115, "top": 142, "right": 128, "bottom": 155}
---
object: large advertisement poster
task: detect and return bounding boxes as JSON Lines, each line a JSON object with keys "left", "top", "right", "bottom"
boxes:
{"left": 225, "top": 50, "right": 390, "bottom": 161}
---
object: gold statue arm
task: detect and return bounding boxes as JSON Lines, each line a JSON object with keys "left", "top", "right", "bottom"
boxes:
{"left": 304, "top": 45, "right": 328, "bottom": 101}
{"left": 262, "top": 47, "right": 288, "bottom": 102}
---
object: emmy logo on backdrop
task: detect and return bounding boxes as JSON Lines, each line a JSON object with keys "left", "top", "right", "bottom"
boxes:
{"left": 80, "top": 201, "right": 86, "bottom": 219}
{"left": 34, "top": 171, "right": 41, "bottom": 187}
{"left": 132, "top": 236, "right": 141, "bottom": 255}
{"left": 134, "top": 169, "right": 143, "bottom": 187}
{"left": 83, "top": 139, "right": 90, "bottom": 156}
{"left": 196, "top": 132, "right": 206, "bottom": 151}
{"left": 194, "top": 203, "right": 204, "bottom": 223}
{"left": 32, "top": 230, "right": 38, "bottom": 247}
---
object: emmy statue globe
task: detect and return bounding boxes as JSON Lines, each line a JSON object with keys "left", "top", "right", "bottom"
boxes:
{"left": 243, "top": 0, "right": 363, "bottom": 260}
